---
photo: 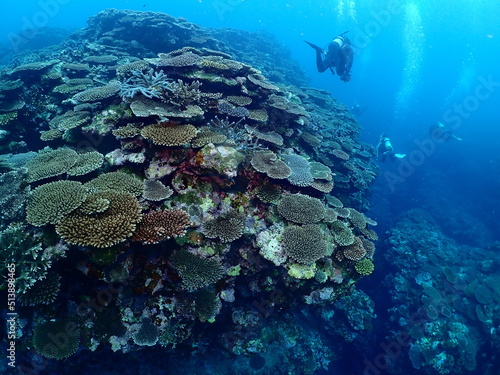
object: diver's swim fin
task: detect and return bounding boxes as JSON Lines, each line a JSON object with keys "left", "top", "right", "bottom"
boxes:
{"left": 394, "top": 154, "right": 406, "bottom": 159}
{"left": 304, "top": 41, "right": 323, "bottom": 53}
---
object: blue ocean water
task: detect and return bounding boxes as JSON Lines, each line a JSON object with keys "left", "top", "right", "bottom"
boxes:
{"left": 1, "top": 1, "right": 499, "bottom": 374}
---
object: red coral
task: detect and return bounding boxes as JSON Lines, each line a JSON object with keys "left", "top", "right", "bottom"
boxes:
{"left": 131, "top": 209, "right": 190, "bottom": 244}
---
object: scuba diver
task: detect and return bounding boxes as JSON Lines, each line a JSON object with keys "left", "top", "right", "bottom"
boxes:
{"left": 351, "top": 101, "right": 368, "bottom": 116}
{"left": 376, "top": 134, "right": 406, "bottom": 162}
{"left": 305, "top": 31, "right": 354, "bottom": 82}
{"left": 429, "top": 122, "right": 462, "bottom": 142}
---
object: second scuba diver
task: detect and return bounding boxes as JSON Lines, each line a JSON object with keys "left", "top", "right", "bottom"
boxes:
{"left": 376, "top": 135, "right": 406, "bottom": 162}
{"left": 429, "top": 122, "right": 462, "bottom": 142}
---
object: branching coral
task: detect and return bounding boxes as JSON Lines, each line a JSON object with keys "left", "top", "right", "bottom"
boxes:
{"left": 119, "top": 68, "right": 171, "bottom": 99}
{"left": 18, "top": 271, "right": 60, "bottom": 306}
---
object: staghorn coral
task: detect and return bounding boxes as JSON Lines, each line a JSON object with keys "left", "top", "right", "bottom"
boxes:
{"left": 171, "top": 250, "right": 224, "bottom": 291}
{"left": 203, "top": 210, "right": 245, "bottom": 243}
{"left": 33, "top": 319, "right": 80, "bottom": 360}
{"left": 0, "top": 168, "right": 29, "bottom": 227}
{"left": 25, "top": 148, "right": 79, "bottom": 183}
{"left": 85, "top": 171, "right": 144, "bottom": 196}
{"left": 67, "top": 151, "right": 104, "bottom": 176}
{"left": 277, "top": 193, "right": 325, "bottom": 224}
{"left": 56, "top": 190, "right": 142, "bottom": 248}
{"left": 26, "top": 180, "right": 89, "bottom": 227}
{"left": 0, "top": 222, "right": 51, "bottom": 294}
{"left": 143, "top": 179, "right": 173, "bottom": 201}
{"left": 167, "top": 79, "right": 202, "bottom": 107}
{"left": 119, "top": 68, "right": 170, "bottom": 99}
{"left": 18, "top": 272, "right": 60, "bottom": 306}
{"left": 141, "top": 122, "right": 197, "bottom": 146}
{"left": 282, "top": 224, "right": 327, "bottom": 265}
{"left": 131, "top": 209, "right": 190, "bottom": 244}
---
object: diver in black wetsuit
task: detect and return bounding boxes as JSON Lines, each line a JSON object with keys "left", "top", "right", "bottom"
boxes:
{"left": 305, "top": 32, "right": 354, "bottom": 82}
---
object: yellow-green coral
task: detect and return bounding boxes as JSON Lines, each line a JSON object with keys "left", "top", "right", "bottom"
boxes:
{"left": 354, "top": 259, "right": 374, "bottom": 276}
{"left": 288, "top": 263, "right": 317, "bottom": 279}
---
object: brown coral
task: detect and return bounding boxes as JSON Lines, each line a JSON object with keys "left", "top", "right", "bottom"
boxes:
{"left": 141, "top": 122, "right": 197, "bottom": 146}
{"left": 56, "top": 191, "right": 142, "bottom": 248}
{"left": 341, "top": 237, "right": 367, "bottom": 261}
{"left": 131, "top": 209, "right": 190, "bottom": 244}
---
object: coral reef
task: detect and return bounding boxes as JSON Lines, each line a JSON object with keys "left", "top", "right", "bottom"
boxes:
{"left": 382, "top": 209, "right": 500, "bottom": 374}
{"left": 0, "top": 8, "right": 380, "bottom": 374}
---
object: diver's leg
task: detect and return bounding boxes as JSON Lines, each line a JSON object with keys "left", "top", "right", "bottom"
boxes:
{"left": 305, "top": 41, "right": 328, "bottom": 73}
